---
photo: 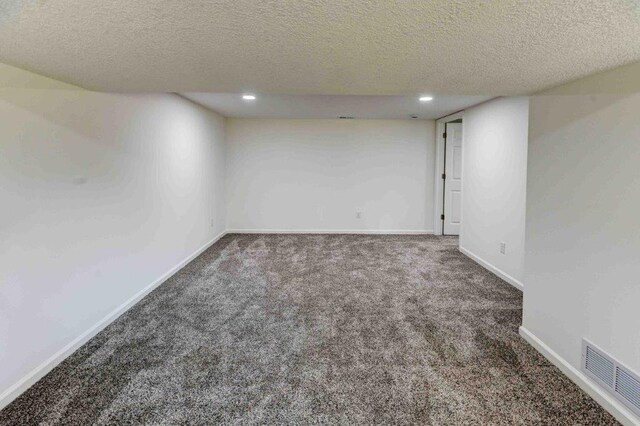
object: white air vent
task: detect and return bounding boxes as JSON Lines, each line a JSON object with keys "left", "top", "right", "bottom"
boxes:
{"left": 616, "top": 368, "right": 640, "bottom": 413}
{"left": 585, "top": 345, "right": 615, "bottom": 387}
{"left": 582, "top": 339, "right": 640, "bottom": 417}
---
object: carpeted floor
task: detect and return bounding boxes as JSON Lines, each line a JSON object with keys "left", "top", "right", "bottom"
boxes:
{"left": 0, "top": 234, "right": 618, "bottom": 425}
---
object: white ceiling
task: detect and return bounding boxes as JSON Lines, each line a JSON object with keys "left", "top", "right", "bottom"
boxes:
{"left": 1, "top": 1, "right": 639, "bottom": 94}
{"left": 182, "top": 93, "right": 491, "bottom": 119}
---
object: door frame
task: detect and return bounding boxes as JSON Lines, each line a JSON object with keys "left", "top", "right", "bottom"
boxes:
{"left": 433, "top": 111, "right": 464, "bottom": 235}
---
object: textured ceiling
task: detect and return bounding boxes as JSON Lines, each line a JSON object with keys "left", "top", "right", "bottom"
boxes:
{"left": 1, "top": 0, "right": 639, "bottom": 94}
{"left": 182, "top": 93, "right": 492, "bottom": 119}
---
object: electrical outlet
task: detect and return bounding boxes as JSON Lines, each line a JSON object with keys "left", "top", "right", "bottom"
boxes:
{"left": 356, "top": 211, "right": 362, "bottom": 219}
{"left": 500, "top": 242, "right": 506, "bottom": 254}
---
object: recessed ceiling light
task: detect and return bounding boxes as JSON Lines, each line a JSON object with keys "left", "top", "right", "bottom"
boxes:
{"left": 419, "top": 96, "right": 433, "bottom": 102}
{"left": 242, "top": 94, "right": 256, "bottom": 100}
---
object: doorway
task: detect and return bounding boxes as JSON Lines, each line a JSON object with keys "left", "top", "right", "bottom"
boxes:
{"left": 434, "top": 113, "right": 463, "bottom": 236}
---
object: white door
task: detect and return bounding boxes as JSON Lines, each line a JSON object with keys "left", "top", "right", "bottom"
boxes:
{"left": 443, "top": 122, "right": 462, "bottom": 235}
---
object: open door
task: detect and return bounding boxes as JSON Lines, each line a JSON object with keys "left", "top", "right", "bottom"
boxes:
{"left": 443, "top": 122, "right": 462, "bottom": 235}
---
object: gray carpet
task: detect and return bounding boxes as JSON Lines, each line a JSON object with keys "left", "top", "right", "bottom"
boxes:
{"left": 0, "top": 234, "right": 618, "bottom": 425}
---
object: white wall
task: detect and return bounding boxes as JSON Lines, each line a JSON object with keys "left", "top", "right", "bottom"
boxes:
{"left": 0, "top": 64, "right": 226, "bottom": 402}
{"left": 459, "top": 97, "right": 529, "bottom": 289}
{"left": 225, "top": 119, "right": 435, "bottom": 233}
{"left": 522, "top": 62, "right": 640, "bottom": 424}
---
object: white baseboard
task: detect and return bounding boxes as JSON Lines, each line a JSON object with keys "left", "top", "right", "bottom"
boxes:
{"left": 519, "top": 326, "right": 639, "bottom": 426}
{"left": 459, "top": 246, "right": 524, "bottom": 291}
{"left": 226, "top": 229, "right": 434, "bottom": 235}
{"left": 0, "top": 230, "right": 227, "bottom": 411}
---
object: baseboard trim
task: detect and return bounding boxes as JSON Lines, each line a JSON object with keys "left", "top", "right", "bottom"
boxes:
{"left": 226, "top": 229, "right": 434, "bottom": 235}
{"left": 459, "top": 247, "right": 524, "bottom": 291}
{"left": 0, "top": 230, "right": 227, "bottom": 411}
{"left": 519, "top": 326, "right": 639, "bottom": 426}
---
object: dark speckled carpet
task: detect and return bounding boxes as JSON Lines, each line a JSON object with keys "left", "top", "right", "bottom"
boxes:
{"left": 0, "top": 234, "right": 617, "bottom": 425}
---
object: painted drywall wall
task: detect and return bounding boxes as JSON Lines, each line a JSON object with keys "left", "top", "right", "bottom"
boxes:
{"left": 225, "top": 119, "right": 435, "bottom": 232}
{"left": 522, "top": 62, "right": 640, "bottom": 424}
{"left": 459, "top": 97, "right": 529, "bottom": 289}
{"left": 0, "top": 63, "right": 226, "bottom": 400}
